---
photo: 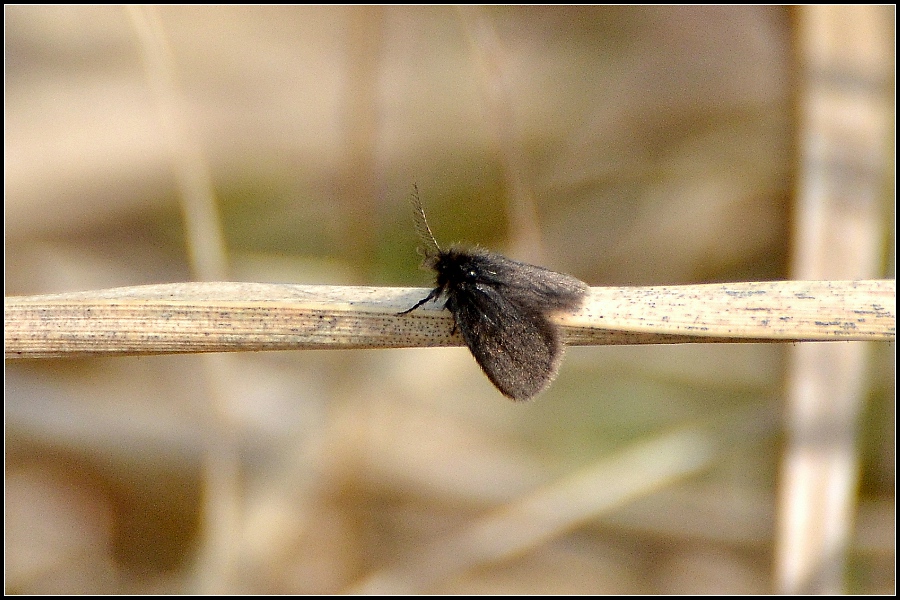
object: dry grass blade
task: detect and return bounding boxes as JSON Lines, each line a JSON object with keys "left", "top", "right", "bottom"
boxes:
{"left": 5, "top": 279, "right": 894, "bottom": 359}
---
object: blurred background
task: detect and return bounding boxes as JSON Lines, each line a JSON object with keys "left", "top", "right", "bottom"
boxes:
{"left": 5, "top": 6, "right": 894, "bottom": 593}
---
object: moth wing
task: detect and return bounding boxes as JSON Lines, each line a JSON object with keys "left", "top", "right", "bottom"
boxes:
{"left": 467, "top": 251, "right": 589, "bottom": 312}
{"left": 447, "top": 284, "right": 565, "bottom": 401}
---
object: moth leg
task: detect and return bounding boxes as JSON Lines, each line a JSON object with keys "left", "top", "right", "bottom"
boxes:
{"left": 396, "top": 287, "right": 441, "bottom": 316}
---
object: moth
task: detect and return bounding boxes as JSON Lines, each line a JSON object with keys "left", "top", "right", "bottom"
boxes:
{"left": 399, "top": 186, "right": 588, "bottom": 401}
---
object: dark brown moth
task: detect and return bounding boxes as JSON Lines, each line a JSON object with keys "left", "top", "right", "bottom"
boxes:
{"left": 399, "top": 187, "right": 588, "bottom": 401}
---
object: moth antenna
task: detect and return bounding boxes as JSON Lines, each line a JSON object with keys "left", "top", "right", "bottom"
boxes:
{"left": 410, "top": 183, "right": 441, "bottom": 257}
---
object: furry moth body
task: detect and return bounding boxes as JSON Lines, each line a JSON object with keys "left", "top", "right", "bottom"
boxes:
{"left": 399, "top": 187, "right": 588, "bottom": 401}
